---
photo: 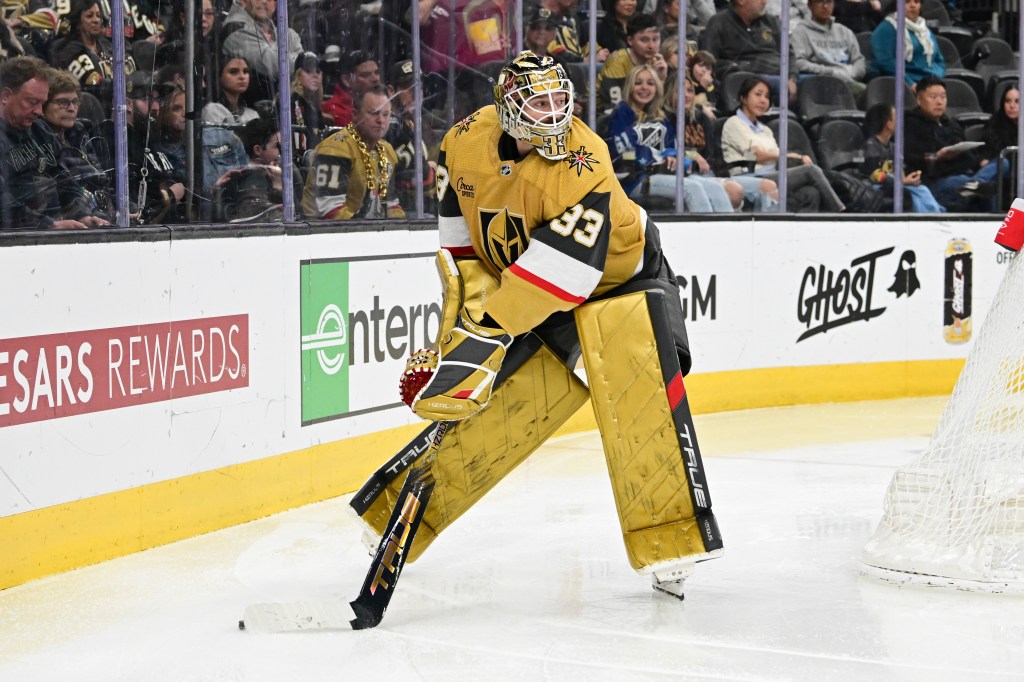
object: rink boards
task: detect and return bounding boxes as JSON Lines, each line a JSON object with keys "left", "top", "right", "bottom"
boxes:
{"left": 0, "top": 216, "right": 1010, "bottom": 589}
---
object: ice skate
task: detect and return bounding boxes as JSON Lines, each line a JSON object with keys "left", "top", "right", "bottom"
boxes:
{"left": 651, "top": 564, "right": 694, "bottom": 600}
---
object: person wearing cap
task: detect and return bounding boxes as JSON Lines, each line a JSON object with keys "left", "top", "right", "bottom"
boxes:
{"left": 533, "top": 0, "right": 595, "bottom": 64}
{"left": 106, "top": 71, "right": 185, "bottom": 224}
{"left": 220, "top": 0, "right": 303, "bottom": 102}
{"left": 524, "top": 6, "right": 559, "bottom": 59}
{"left": 322, "top": 50, "right": 381, "bottom": 127}
{"left": 291, "top": 51, "right": 325, "bottom": 168}
{"left": 385, "top": 59, "right": 435, "bottom": 215}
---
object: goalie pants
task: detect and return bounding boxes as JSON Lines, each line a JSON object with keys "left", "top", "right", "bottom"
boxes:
{"left": 356, "top": 222, "right": 723, "bottom": 570}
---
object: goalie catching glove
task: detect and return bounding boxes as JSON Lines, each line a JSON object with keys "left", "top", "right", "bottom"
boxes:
{"left": 398, "top": 250, "right": 513, "bottom": 421}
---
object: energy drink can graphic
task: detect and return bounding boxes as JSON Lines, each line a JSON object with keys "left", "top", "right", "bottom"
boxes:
{"left": 943, "top": 238, "right": 972, "bottom": 344}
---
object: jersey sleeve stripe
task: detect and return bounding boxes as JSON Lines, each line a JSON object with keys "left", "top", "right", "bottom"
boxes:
{"left": 439, "top": 215, "right": 473, "bottom": 249}
{"left": 316, "top": 195, "right": 347, "bottom": 218}
{"left": 507, "top": 263, "right": 587, "bottom": 304}
{"left": 512, "top": 237, "right": 603, "bottom": 301}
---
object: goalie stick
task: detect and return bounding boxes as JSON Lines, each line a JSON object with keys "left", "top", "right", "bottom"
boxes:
{"left": 349, "top": 419, "right": 450, "bottom": 629}
{"left": 238, "top": 421, "right": 451, "bottom": 633}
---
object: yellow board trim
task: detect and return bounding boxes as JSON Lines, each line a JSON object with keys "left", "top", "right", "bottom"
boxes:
{"left": 0, "top": 359, "right": 963, "bottom": 591}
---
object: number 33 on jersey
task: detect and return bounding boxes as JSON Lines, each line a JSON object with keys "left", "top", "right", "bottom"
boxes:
{"left": 435, "top": 106, "right": 653, "bottom": 336}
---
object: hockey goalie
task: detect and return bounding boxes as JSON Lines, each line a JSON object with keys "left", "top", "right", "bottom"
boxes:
{"left": 353, "top": 51, "right": 723, "bottom": 607}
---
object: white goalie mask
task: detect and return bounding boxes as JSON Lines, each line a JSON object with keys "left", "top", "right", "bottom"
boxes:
{"left": 493, "top": 51, "right": 574, "bottom": 160}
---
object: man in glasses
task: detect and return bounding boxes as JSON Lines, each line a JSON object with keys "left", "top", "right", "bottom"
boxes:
{"left": 0, "top": 56, "right": 108, "bottom": 230}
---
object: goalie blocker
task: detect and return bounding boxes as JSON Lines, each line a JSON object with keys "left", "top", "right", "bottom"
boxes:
{"left": 354, "top": 271, "right": 723, "bottom": 575}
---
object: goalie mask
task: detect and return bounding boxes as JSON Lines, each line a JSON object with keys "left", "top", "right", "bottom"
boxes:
{"left": 493, "top": 51, "right": 574, "bottom": 160}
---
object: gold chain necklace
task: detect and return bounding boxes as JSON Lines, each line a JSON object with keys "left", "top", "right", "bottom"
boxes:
{"left": 346, "top": 124, "right": 389, "bottom": 200}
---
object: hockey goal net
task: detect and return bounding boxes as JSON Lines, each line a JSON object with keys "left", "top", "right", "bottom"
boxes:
{"left": 861, "top": 250, "right": 1024, "bottom": 592}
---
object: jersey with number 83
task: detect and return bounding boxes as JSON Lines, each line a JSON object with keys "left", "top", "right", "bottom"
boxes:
{"left": 435, "top": 105, "right": 649, "bottom": 336}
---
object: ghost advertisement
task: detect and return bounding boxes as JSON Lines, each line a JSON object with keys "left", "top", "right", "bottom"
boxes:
{"left": 796, "top": 246, "right": 921, "bottom": 343}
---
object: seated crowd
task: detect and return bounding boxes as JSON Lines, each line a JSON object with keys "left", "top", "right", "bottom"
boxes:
{"left": 0, "top": 0, "right": 1018, "bottom": 230}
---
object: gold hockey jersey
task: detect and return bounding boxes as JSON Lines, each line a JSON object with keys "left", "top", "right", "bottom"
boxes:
{"left": 302, "top": 128, "right": 404, "bottom": 220}
{"left": 436, "top": 105, "right": 648, "bottom": 336}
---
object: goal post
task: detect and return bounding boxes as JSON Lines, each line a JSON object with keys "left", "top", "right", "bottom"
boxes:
{"left": 862, "top": 203, "right": 1024, "bottom": 592}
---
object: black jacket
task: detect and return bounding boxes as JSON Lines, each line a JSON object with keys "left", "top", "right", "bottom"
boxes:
{"left": 0, "top": 118, "right": 91, "bottom": 230}
{"left": 699, "top": 9, "right": 796, "bottom": 78}
{"left": 903, "top": 107, "right": 978, "bottom": 182}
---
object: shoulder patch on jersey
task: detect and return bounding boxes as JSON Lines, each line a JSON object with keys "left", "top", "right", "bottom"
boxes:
{"left": 566, "top": 145, "right": 599, "bottom": 177}
{"left": 455, "top": 113, "right": 478, "bottom": 136}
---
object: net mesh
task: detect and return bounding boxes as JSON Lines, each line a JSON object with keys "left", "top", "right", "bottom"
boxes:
{"left": 862, "top": 250, "right": 1024, "bottom": 589}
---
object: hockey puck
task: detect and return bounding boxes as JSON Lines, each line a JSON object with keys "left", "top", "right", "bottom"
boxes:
{"left": 238, "top": 619, "right": 246, "bottom": 631}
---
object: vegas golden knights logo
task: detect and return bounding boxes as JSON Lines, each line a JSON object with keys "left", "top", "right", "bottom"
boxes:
{"left": 479, "top": 208, "right": 529, "bottom": 268}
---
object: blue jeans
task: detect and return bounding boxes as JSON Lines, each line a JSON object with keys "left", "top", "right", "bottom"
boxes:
{"left": 929, "top": 159, "right": 1006, "bottom": 210}
{"left": 635, "top": 174, "right": 734, "bottom": 212}
{"left": 907, "top": 184, "right": 946, "bottom": 213}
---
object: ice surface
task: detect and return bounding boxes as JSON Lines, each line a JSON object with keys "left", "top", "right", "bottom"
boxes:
{"left": 3, "top": 398, "right": 1024, "bottom": 681}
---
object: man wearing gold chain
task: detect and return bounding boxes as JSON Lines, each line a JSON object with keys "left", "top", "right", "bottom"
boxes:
{"left": 301, "top": 86, "right": 404, "bottom": 220}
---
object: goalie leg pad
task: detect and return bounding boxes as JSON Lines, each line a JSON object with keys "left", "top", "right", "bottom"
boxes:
{"left": 358, "top": 335, "right": 590, "bottom": 563}
{"left": 574, "top": 289, "right": 723, "bottom": 572}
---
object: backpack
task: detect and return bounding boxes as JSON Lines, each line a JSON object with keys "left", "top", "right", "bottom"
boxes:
{"left": 824, "top": 169, "right": 887, "bottom": 213}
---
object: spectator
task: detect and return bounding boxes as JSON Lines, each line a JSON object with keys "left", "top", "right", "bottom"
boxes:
{"left": 455, "top": 0, "right": 513, "bottom": 67}
{"left": 302, "top": 86, "right": 404, "bottom": 220}
{"left": 524, "top": 6, "right": 559, "bottom": 59}
{"left": 120, "top": 71, "right": 184, "bottom": 224}
{"left": 661, "top": 35, "right": 680, "bottom": 72}
{"left": 904, "top": 75, "right": 1000, "bottom": 210}
{"left": 700, "top": 0, "right": 797, "bottom": 101}
{"left": 41, "top": 69, "right": 111, "bottom": 217}
{"left": 322, "top": 50, "right": 381, "bottom": 127}
{"left": 291, "top": 51, "right": 326, "bottom": 168}
{"left": 532, "top": 0, "right": 594, "bottom": 64}
{"left": 869, "top": 0, "right": 944, "bottom": 86}
{"left": 688, "top": 50, "right": 720, "bottom": 114}
{"left": 832, "top": 0, "right": 882, "bottom": 34}
{"left": 721, "top": 75, "right": 845, "bottom": 212}
{"left": 2, "top": 2, "right": 57, "bottom": 59}
{"left": 860, "top": 103, "right": 945, "bottom": 212}
{"left": 980, "top": 86, "right": 1019, "bottom": 169}
{"left": 596, "top": 14, "right": 669, "bottom": 114}
{"left": 154, "top": 84, "right": 248, "bottom": 211}
{"left": 682, "top": 76, "right": 775, "bottom": 210}
{"left": 384, "top": 0, "right": 453, "bottom": 74}
{"left": 791, "top": 0, "right": 867, "bottom": 100}
{"left": 655, "top": 0, "right": 680, "bottom": 40}
{"left": 386, "top": 60, "right": 436, "bottom": 215}
{"left": 202, "top": 55, "right": 260, "bottom": 126}
{"left": 0, "top": 56, "right": 108, "bottom": 229}
{"left": 157, "top": 0, "right": 219, "bottom": 69}
{"left": 153, "top": 86, "right": 189, "bottom": 189}
{"left": 51, "top": 0, "right": 136, "bottom": 110}
{"left": 606, "top": 64, "right": 738, "bottom": 212}
{"left": 680, "top": 0, "right": 718, "bottom": 39}
{"left": 596, "top": 0, "right": 636, "bottom": 54}
{"left": 212, "top": 116, "right": 301, "bottom": 221}
{"left": 221, "top": 0, "right": 304, "bottom": 102}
